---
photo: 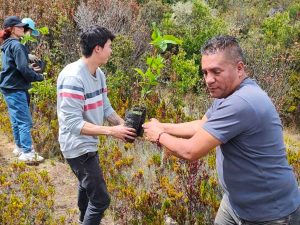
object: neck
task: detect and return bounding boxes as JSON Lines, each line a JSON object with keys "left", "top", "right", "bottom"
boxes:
{"left": 10, "top": 34, "right": 20, "bottom": 39}
{"left": 81, "top": 56, "right": 101, "bottom": 76}
{"left": 227, "top": 73, "right": 248, "bottom": 97}
{"left": 240, "top": 73, "right": 248, "bottom": 82}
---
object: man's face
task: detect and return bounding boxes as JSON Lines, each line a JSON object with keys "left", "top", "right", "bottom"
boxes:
{"left": 96, "top": 39, "right": 112, "bottom": 65}
{"left": 201, "top": 51, "right": 244, "bottom": 99}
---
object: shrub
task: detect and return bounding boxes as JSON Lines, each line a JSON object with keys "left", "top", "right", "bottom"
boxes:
{"left": 139, "top": 0, "right": 171, "bottom": 27}
{"left": 169, "top": 50, "right": 199, "bottom": 94}
{"left": 0, "top": 162, "right": 66, "bottom": 225}
{"left": 162, "top": 0, "right": 227, "bottom": 61}
{"left": 99, "top": 139, "right": 221, "bottom": 224}
{"left": 262, "top": 11, "right": 296, "bottom": 47}
{"left": 74, "top": 0, "right": 139, "bottom": 34}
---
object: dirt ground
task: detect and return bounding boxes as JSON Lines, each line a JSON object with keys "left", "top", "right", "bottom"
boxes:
{"left": 0, "top": 132, "right": 114, "bottom": 225}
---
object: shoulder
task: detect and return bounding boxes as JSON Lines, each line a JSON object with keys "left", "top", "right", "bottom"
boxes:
{"left": 234, "top": 78, "right": 266, "bottom": 99}
{"left": 59, "top": 60, "right": 85, "bottom": 79}
{"left": 232, "top": 79, "right": 274, "bottom": 114}
{"left": 216, "top": 95, "right": 256, "bottom": 118}
{"left": 8, "top": 39, "right": 25, "bottom": 51}
{"left": 58, "top": 61, "right": 86, "bottom": 87}
{"left": 97, "top": 68, "right": 106, "bottom": 79}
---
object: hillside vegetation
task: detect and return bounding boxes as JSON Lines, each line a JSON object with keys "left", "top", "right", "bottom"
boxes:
{"left": 0, "top": 0, "right": 299, "bottom": 224}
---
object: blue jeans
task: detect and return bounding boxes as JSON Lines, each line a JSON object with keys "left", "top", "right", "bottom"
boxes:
{"left": 1, "top": 89, "right": 33, "bottom": 153}
{"left": 66, "top": 152, "right": 110, "bottom": 225}
{"left": 215, "top": 195, "right": 300, "bottom": 225}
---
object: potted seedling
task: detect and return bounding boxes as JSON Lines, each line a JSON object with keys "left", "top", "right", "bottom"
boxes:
{"left": 124, "top": 23, "right": 182, "bottom": 143}
{"left": 124, "top": 105, "right": 146, "bottom": 143}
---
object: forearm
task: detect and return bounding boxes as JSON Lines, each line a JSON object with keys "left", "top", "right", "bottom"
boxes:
{"left": 158, "top": 133, "right": 198, "bottom": 160}
{"left": 80, "top": 120, "right": 136, "bottom": 142}
{"left": 80, "top": 121, "right": 112, "bottom": 136}
{"left": 106, "top": 112, "right": 124, "bottom": 126}
{"left": 163, "top": 120, "right": 205, "bottom": 138}
{"left": 16, "top": 47, "right": 43, "bottom": 82}
{"left": 158, "top": 127, "right": 220, "bottom": 161}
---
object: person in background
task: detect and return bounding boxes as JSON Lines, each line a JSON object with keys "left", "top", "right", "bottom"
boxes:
{"left": 0, "top": 30, "right": 5, "bottom": 44}
{"left": 0, "top": 16, "right": 44, "bottom": 162}
{"left": 22, "top": 17, "right": 40, "bottom": 37}
{"left": 57, "top": 25, "right": 136, "bottom": 225}
{"left": 21, "top": 17, "right": 45, "bottom": 73}
{"left": 143, "top": 35, "right": 300, "bottom": 224}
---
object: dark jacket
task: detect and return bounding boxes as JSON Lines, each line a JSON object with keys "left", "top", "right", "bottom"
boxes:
{"left": 0, "top": 38, "right": 43, "bottom": 90}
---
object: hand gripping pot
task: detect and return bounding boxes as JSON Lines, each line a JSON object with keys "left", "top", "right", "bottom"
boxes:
{"left": 31, "top": 60, "right": 46, "bottom": 73}
{"left": 124, "top": 106, "right": 146, "bottom": 143}
{"left": 36, "top": 60, "right": 46, "bottom": 73}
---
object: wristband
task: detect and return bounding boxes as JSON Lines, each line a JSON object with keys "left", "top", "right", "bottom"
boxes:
{"left": 156, "top": 132, "right": 166, "bottom": 147}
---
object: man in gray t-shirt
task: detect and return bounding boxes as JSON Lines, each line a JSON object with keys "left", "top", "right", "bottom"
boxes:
{"left": 143, "top": 36, "right": 300, "bottom": 224}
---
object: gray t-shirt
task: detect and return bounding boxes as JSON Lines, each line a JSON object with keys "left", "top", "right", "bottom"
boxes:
{"left": 203, "top": 78, "right": 300, "bottom": 221}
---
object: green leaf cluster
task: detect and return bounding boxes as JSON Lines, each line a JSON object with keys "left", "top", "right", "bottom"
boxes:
{"left": 21, "top": 26, "right": 49, "bottom": 45}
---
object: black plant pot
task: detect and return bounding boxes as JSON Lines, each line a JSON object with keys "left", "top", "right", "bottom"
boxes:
{"left": 124, "top": 106, "right": 146, "bottom": 142}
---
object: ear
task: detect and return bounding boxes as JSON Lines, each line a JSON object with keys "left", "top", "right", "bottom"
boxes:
{"left": 237, "top": 61, "right": 245, "bottom": 72}
{"left": 94, "top": 45, "right": 101, "bottom": 53}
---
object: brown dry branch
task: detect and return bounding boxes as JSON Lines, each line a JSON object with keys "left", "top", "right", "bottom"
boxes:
{"left": 74, "top": 0, "right": 150, "bottom": 62}
{"left": 244, "top": 42, "right": 292, "bottom": 113}
{"left": 74, "top": 0, "right": 137, "bottom": 34}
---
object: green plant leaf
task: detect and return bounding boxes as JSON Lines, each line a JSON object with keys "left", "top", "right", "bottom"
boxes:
{"left": 21, "top": 34, "right": 37, "bottom": 45}
{"left": 162, "top": 35, "right": 183, "bottom": 45}
{"left": 134, "top": 68, "right": 145, "bottom": 76}
{"left": 151, "top": 22, "right": 161, "bottom": 40}
{"left": 38, "top": 26, "right": 49, "bottom": 35}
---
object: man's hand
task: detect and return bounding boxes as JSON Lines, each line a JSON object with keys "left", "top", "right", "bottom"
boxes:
{"left": 109, "top": 124, "right": 136, "bottom": 142}
{"left": 143, "top": 118, "right": 164, "bottom": 143}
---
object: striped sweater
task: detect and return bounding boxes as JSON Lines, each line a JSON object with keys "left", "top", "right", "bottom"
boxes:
{"left": 57, "top": 59, "right": 115, "bottom": 158}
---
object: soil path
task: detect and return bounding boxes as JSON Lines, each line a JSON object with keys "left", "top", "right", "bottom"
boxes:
{"left": 0, "top": 132, "right": 113, "bottom": 224}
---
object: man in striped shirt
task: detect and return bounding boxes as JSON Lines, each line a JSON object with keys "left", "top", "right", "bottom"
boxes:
{"left": 57, "top": 25, "right": 136, "bottom": 225}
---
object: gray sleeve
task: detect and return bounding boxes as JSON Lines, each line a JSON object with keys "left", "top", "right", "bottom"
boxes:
{"left": 99, "top": 71, "right": 115, "bottom": 119}
{"left": 203, "top": 96, "right": 257, "bottom": 143}
{"left": 57, "top": 76, "right": 86, "bottom": 135}
{"left": 205, "top": 100, "right": 216, "bottom": 119}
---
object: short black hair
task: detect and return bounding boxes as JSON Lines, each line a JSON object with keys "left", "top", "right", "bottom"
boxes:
{"left": 200, "top": 35, "right": 246, "bottom": 64}
{"left": 80, "top": 25, "right": 115, "bottom": 58}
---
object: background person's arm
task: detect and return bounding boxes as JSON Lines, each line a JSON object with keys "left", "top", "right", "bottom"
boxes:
{"left": 15, "top": 45, "right": 44, "bottom": 82}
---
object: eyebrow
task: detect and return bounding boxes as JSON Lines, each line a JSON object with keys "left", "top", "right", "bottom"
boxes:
{"left": 202, "top": 67, "right": 222, "bottom": 72}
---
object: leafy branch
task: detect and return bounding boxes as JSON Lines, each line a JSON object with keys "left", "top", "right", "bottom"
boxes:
{"left": 135, "top": 23, "right": 182, "bottom": 101}
{"left": 21, "top": 26, "right": 49, "bottom": 45}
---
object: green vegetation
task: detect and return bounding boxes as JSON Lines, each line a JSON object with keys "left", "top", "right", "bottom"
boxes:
{"left": 0, "top": 162, "right": 59, "bottom": 224}
{"left": 0, "top": 0, "right": 299, "bottom": 224}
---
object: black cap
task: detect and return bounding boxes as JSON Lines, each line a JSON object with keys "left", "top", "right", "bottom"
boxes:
{"left": 3, "top": 16, "right": 28, "bottom": 29}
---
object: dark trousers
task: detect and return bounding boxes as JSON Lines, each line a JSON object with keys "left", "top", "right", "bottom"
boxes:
{"left": 67, "top": 152, "right": 110, "bottom": 225}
